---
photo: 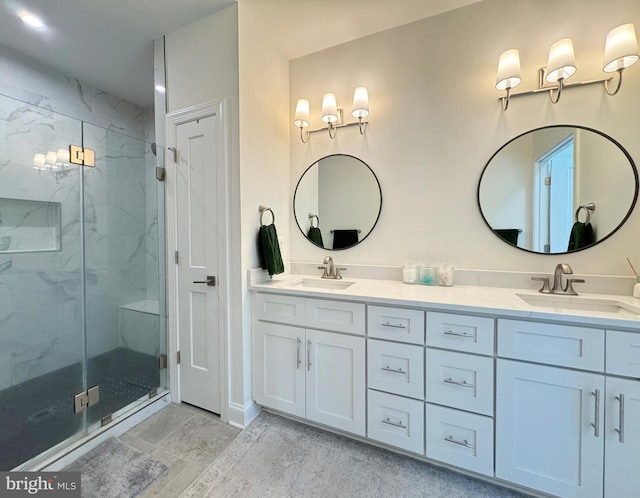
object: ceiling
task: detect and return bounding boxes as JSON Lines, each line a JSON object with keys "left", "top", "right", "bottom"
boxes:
{"left": 0, "top": 0, "right": 480, "bottom": 108}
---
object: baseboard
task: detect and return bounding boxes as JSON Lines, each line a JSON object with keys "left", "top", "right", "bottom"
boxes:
{"left": 228, "top": 400, "right": 261, "bottom": 429}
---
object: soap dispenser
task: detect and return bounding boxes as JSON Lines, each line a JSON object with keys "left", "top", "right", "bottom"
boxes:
{"left": 634, "top": 276, "right": 640, "bottom": 299}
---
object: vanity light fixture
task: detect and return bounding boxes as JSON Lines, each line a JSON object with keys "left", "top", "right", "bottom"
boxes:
{"left": 496, "top": 23, "right": 639, "bottom": 109}
{"left": 496, "top": 49, "right": 522, "bottom": 110}
{"left": 294, "top": 87, "right": 370, "bottom": 143}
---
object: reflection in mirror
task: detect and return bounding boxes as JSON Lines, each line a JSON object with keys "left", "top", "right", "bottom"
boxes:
{"left": 294, "top": 154, "right": 382, "bottom": 250}
{"left": 478, "top": 126, "right": 638, "bottom": 254}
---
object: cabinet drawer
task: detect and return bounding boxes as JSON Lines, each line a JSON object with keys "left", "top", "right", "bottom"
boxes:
{"left": 306, "top": 298, "right": 365, "bottom": 335}
{"left": 368, "top": 340, "right": 424, "bottom": 399}
{"left": 498, "top": 319, "right": 604, "bottom": 371}
{"left": 425, "top": 349, "right": 494, "bottom": 416}
{"left": 606, "top": 330, "right": 640, "bottom": 378}
{"left": 368, "top": 306, "right": 425, "bottom": 344}
{"left": 426, "top": 312, "right": 494, "bottom": 355}
{"left": 425, "top": 403, "right": 494, "bottom": 477}
{"left": 367, "top": 390, "right": 424, "bottom": 455}
{"left": 254, "top": 293, "right": 305, "bottom": 326}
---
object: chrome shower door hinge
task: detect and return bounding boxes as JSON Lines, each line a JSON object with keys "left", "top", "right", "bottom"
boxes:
{"left": 156, "top": 167, "right": 166, "bottom": 181}
{"left": 177, "top": 351, "right": 181, "bottom": 364}
{"left": 159, "top": 354, "right": 168, "bottom": 370}
{"left": 69, "top": 145, "right": 96, "bottom": 167}
{"left": 73, "top": 385, "right": 100, "bottom": 413}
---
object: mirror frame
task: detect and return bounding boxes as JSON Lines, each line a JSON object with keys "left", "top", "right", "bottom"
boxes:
{"left": 293, "top": 154, "right": 383, "bottom": 251}
{"left": 477, "top": 124, "right": 639, "bottom": 255}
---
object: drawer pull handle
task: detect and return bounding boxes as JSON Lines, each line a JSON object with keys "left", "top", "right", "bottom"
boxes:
{"left": 382, "top": 417, "right": 407, "bottom": 429}
{"left": 381, "top": 322, "right": 407, "bottom": 329}
{"left": 296, "top": 337, "right": 301, "bottom": 369}
{"left": 444, "top": 435, "right": 475, "bottom": 449}
{"left": 443, "top": 330, "right": 474, "bottom": 338}
{"left": 381, "top": 366, "right": 406, "bottom": 374}
{"left": 590, "top": 389, "right": 600, "bottom": 438}
{"left": 615, "top": 393, "right": 625, "bottom": 443}
{"left": 444, "top": 377, "right": 474, "bottom": 388}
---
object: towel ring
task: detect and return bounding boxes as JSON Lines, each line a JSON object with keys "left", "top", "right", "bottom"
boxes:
{"left": 309, "top": 214, "right": 319, "bottom": 228}
{"left": 259, "top": 206, "right": 275, "bottom": 226}
{"left": 575, "top": 203, "right": 596, "bottom": 224}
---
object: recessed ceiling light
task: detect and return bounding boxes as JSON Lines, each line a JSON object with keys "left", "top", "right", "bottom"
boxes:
{"left": 19, "top": 12, "right": 46, "bottom": 29}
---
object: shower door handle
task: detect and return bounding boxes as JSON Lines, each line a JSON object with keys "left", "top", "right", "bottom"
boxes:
{"left": 193, "top": 276, "right": 216, "bottom": 286}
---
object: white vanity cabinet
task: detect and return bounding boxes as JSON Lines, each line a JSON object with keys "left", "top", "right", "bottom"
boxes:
{"left": 366, "top": 305, "right": 425, "bottom": 454}
{"left": 496, "top": 359, "right": 605, "bottom": 498}
{"left": 425, "top": 311, "right": 495, "bottom": 477}
{"left": 252, "top": 293, "right": 366, "bottom": 436}
{"left": 604, "top": 331, "right": 640, "bottom": 498}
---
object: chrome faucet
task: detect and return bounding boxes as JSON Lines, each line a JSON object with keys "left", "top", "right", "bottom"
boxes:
{"left": 318, "top": 256, "right": 346, "bottom": 279}
{"left": 532, "top": 263, "right": 585, "bottom": 295}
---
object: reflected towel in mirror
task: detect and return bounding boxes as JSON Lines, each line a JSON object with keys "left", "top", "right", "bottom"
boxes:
{"left": 307, "top": 227, "right": 324, "bottom": 247}
{"left": 332, "top": 229, "right": 359, "bottom": 249}
{"left": 567, "top": 222, "right": 595, "bottom": 251}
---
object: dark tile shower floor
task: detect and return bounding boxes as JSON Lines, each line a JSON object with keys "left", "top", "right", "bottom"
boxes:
{"left": 0, "top": 348, "right": 159, "bottom": 470}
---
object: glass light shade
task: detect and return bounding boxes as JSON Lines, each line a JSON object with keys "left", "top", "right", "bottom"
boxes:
{"left": 321, "top": 93, "right": 338, "bottom": 124}
{"left": 56, "top": 148, "right": 70, "bottom": 163}
{"left": 546, "top": 38, "right": 577, "bottom": 82}
{"left": 603, "top": 23, "right": 639, "bottom": 72}
{"left": 495, "top": 49, "right": 522, "bottom": 91}
{"left": 293, "top": 98, "right": 310, "bottom": 128}
{"left": 33, "top": 153, "right": 46, "bottom": 167}
{"left": 45, "top": 151, "right": 57, "bottom": 165}
{"left": 351, "top": 87, "right": 369, "bottom": 119}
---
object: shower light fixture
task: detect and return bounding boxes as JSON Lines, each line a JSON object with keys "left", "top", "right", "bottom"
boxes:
{"left": 496, "top": 23, "right": 639, "bottom": 109}
{"left": 294, "top": 87, "right": 370, "bottom": 143}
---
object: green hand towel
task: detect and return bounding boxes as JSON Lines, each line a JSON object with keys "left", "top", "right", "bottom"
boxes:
{"left": 567, "top": 222, "right": 594, "bottom": 251}
{"left": 259, "top": 224, "right": 285, "bottom": 276}
{"left": 307, "top": 226, "right": 324, "bottom": 247}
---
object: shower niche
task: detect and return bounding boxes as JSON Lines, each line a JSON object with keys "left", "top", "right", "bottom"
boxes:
{"left": 0, "top": 198, "right": 62, "bottom": 253}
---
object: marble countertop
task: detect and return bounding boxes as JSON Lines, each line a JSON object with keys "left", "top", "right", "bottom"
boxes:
{"left": 249, "top": 273, "right": 640, "bottom": 331}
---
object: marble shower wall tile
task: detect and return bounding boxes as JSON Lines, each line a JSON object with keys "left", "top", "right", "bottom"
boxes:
{"left": 0, "top": 44, "right": 161, "bottom": 388}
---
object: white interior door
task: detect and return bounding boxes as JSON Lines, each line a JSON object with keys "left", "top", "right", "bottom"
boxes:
{"left": 176, "top": 115, "right": 221, "bottom": 414}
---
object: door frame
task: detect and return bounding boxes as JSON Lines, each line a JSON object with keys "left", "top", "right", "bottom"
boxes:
{"left": 165, "top": 100, "right": 231, "bottom": 422}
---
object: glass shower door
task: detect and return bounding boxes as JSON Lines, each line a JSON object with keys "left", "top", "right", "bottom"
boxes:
{"left": 82, "top": 122, "right": 166, "bottom": 428}
{"left": 0, "top": 94, "right": 86, "bottom": 470}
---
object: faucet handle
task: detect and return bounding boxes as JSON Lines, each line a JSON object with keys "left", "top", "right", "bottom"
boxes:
{"left": 317, "top": 265, "right": 328, "bottom": 278}
{"left": 335, "top": 267, "right": 347, "bottom": 279}
{"left": 565, "top": 278, "right": 585, "bottom": 296}
{"left": 531, "top": 277, "right": 551, "bottom": 294}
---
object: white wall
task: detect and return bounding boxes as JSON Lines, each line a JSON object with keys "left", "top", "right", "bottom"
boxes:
{"left": 289, "top": 0, "right": 640, "bottom": 276}
{"left": 238, "top": 2, "right": 290, "bottom": 423}
{"left": 165, "top": 2, "right": 291, "bottom": 425}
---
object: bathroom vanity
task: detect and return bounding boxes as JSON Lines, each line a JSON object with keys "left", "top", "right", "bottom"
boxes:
{"left": 250, "top": 272, "right": 640, "bottom": 498}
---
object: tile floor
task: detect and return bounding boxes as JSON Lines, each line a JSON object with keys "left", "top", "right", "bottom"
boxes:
{"left": 115, "top": 403, "right": 240, "bottom": 497}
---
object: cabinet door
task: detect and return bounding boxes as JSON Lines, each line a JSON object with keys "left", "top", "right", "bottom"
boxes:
{"left": 306, "top": 329, "right": 365, "bottom": 436}
{"left": 605, "top": 377, "right": 640, "bottom": 498}
{"left": 252, "top": 322, "right": 305, "bottom": 417}
{"left": 496, "top": 360, "right": 604, "bottom": 498}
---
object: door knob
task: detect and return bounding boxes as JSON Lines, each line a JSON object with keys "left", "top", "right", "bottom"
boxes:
{"left": 193, "top": 276, "right": 216, "bottom": 286}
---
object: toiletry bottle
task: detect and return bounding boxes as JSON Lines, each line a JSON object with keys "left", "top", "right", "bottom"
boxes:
{"left": 634, "top": 276, "right": 640, "bottom": 298}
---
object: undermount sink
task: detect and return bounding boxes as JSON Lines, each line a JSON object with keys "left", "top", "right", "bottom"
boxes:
{"left": 287, "top": 278, "right": 355, "bottom": 291}
{"left": 516, "top": 292, "right": 640, "bottom": 317}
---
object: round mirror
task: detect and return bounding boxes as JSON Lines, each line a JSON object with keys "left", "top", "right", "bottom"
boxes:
{"left": 478, "top": 125, "right": 638, "bottom": 254}
{"left": 294, "top": 154, "right": 382, "bottom": 250}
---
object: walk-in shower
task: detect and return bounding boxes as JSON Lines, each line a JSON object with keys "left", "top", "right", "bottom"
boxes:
{"left": 0, "top": 92, "right": 167, "bottom": 470}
